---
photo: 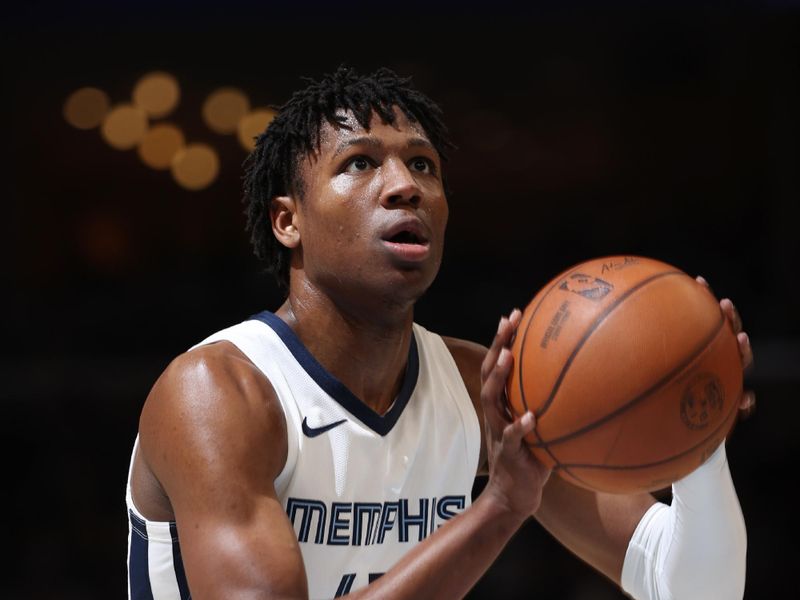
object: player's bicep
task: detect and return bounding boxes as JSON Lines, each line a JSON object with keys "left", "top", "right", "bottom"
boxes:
{"left": 139, "top": 344, "right": 306, "bottom": 598}
{"left": 177, "top": 493, "right": 308, "bottom": 599}
{"left": 535, "top": 474, "right": 656, "bottom": 585}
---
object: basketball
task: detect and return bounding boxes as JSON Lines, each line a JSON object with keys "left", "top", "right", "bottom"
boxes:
{"left": 506, "top": 256, "right": 743, "bottom": 494}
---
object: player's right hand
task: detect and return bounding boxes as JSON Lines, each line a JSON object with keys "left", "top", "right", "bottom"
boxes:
{"left": 479, "top": 309, "right": 552, "bottom": 519}
{"left": 696, "top": 276, "right": 756, "bottom": 423}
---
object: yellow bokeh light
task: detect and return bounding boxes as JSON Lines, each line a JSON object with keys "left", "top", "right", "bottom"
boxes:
{"left": 133, "top": 71, "right": 180, "bottom": 118}
{"left": 101, "top": 104, "right": 149, "bottom": 150}
{"left": 171, "top": 143, "right": 220, "bottom": 191}
{"left": 138, "top": 124, "right": 185, "bottom": 170}
{"left": 203, "top": 87, "right": 250, "bottom": 134}
{"left": 237, "top": 108, "right": 277, "bottom": 151}
{"left": 63, "top": 87, "right": 111, "bottom": 130}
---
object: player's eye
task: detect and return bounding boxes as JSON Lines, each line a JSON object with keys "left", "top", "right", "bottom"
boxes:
{"left": 409, "top": 157, "right": 435, "bottom": 175}
{"left": 344, "top": 156, "right": 372, "bottom": 173}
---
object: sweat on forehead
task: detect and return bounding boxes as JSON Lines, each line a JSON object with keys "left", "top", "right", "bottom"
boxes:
{"left": 309, "top": 106, "right": 419, "bottom": 146}
{"left": 312, "top": 108, "right": 431, "bottom": 155}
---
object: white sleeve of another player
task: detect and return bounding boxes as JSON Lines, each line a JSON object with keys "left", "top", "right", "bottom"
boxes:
{"left": 620, "top": 443, "right": 747, "bottom": 600}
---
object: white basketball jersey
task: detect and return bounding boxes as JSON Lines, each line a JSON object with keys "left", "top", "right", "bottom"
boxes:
{"left": 126, "top": 311, "right": 481, "bottom": 600}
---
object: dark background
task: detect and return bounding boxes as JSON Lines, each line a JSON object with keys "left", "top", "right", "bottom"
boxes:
{"left": 4, "top": 1, "right": 799, "bottom": 598}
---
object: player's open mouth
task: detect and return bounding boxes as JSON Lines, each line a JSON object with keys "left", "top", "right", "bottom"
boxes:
{"left": 380, "top": 223, "right": 431, "bottom": 262}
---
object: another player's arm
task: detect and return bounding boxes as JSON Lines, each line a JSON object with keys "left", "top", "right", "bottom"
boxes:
{"left": 137, "top": 342, "right": 308, "bottom": 598}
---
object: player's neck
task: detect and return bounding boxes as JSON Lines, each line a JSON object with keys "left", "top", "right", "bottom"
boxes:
{"left": 276, "top": 285, "right": 415, "bottom": 416}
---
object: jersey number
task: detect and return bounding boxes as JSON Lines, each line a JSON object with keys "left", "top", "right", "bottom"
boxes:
{"left": 335, "top": 572, "right": 384, "bottom": 596}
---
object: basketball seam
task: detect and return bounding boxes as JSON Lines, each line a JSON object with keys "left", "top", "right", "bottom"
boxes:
{"left": 557, "top": 392, "right": 738, "bottom": 483}
{"left": 516, "top": 277, "right": 565, "bottom": 419}
{"left": 536, "top": 270, "right": 684, "bottom": 419}
{"left": 533, "top": 310, "right": 726, "bottom": 449}
{"left": 515, "top": 277, "right": 569, "bottom": 451}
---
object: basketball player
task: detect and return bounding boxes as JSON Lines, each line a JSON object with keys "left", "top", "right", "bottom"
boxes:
{"left": 126, "top": 67, "right": 753, "bottom": 599}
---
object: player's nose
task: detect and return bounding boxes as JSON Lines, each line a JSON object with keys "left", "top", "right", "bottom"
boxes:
{"left": 379, "top": 158, "right": 421, "bottom": 208}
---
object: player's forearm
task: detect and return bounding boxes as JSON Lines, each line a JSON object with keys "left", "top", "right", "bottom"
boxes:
{"left": 345, "top": 491, "right": 526, "bottom": 600}
{"left": 534, "top": 476, "right": 657, "bottom": 585}
{"left": 621, "top": 443, "right": 747, "bottom": 600}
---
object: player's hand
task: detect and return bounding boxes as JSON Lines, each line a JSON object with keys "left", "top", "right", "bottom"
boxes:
{"left": 696, "top": 276, "right": 756, "bottom": 421}
{"left": 479, "top": 309, "right": 551, "bottom": 519}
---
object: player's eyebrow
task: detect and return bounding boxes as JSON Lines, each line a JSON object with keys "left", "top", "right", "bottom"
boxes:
{"left": 406, "top": 137, "right": 436, "bottom": 153}
{"left": 333, "top": 136, "right": 382, "bottom": 158}
{"left": 332, "top": 136, "right": 436, "bottom": 158}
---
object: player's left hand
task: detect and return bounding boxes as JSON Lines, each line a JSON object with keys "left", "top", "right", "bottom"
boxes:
{"left": 696, "top": 276, "right": 756, "bottom": 421}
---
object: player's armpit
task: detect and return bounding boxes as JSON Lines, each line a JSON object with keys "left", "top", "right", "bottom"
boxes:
{"left": 136, "top": 342, "right": 308, "bottom": 599}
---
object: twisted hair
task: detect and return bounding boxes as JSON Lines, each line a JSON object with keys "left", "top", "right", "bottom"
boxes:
{"left": 242, "top": 65, "right": 455, "bottom": 290}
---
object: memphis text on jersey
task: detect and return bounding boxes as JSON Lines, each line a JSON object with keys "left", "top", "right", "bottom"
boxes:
{"left": 286, "top": 495, "right": 467, "bottom": 546}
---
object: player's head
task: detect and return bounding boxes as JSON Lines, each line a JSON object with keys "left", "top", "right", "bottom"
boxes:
{"left": 243, "top": 65, "right": 454, "bottom": 290}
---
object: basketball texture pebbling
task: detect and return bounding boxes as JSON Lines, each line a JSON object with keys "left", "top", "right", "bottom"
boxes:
{"left": 506, "top": 256, "right": 743, "bottom": 494}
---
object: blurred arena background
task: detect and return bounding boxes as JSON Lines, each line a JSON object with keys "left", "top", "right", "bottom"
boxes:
{"left": 4, "top": 1, "right": 799, "bottom": 598}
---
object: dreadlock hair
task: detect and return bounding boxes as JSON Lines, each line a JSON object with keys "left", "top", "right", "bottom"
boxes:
{"left": 242, "top": 65, "right": 455, "bottom": 290}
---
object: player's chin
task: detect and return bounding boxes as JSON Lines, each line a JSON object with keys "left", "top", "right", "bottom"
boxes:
{"left": 381, "top": 256, "right": 441, "bottom": 295}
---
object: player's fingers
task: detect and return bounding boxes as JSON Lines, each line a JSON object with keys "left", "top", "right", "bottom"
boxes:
{"left": 696, "top": 275, "right": 714, "bottom": 295}
{"left": 739, "top": 390, "right": 756, "bottom": 420}
{"left": 501, "top": 410, "right": 536, "bottom": 448}
{"left": 737, "top": 332, "right": 754, "bottom": 370}
{"left": 482, "top": 316, "right": 510, "bottom": 384}
{"left": 508, "top": 308, "right": 523, "bottom": 337}
{"left": 720, "top": 298, "right": 743, "bottom": 334}
{"left": 481, "top": 309, "right": 522, "bottom": 385}
{"left": 481, "top": 347, "right": 514, "bottom": 433}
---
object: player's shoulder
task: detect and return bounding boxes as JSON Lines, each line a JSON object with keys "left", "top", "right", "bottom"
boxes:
{"left": 141, "top": 341, "right": 283, "bottom": 436}
{"left": 441, "top": 336, "right": 488, "bottom": 368}
{"left": 163, "top": 341, "right": 271, "bottom": 399}
{"left": 137, "top": 342, "right": 289, "bottom": 514}
{"left": 440, "top": 336, "right": 488, "bottom": 400}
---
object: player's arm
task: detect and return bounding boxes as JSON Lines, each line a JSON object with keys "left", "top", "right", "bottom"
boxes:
{"left": 534, "top": 433, "right": 747, "bottom": 600}
{"left": 542, "top": 289, "right": 752, "bottom": 598}
{"left": 137, "top": 342, "right": 308, "bottom": 599}
{"left": 449, "top": 297, "right": 752, "bottom": 600}
{"left": 447, "top": 329, "right": 655, "bottom": 582}
{"left": 140, "top": 336, "right": 549, "bottom": 600}
{"left": 345, "top": 312, "right": 551, "bottom": 599}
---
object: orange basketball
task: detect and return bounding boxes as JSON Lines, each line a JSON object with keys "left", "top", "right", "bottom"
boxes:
{"left": 506, "top": 256, "right": 742, "bottom": 494}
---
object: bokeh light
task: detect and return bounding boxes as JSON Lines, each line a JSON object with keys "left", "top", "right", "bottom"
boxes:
{"left": 237, "top": 108, "right": 277, "bottom": 151}
{"left": 100, "top": 104, "right": 149, "bottom": 150}
{"left": 171, "top": 143, "right": 220, "bottom": 190}
{"left": 202, "top": 87, "right": 250, "bottom": 134}
{"left": 138, "top": 124, "right": 185, "bottom": 170}
{"left": 63, "top": 87, "right": 111, "bottom": 130}
{"left": 133, "top": 71, "right": 180, "bottom": 118}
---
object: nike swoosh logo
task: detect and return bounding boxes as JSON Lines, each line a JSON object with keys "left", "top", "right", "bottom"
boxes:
{"left": 302, "top": 417, "right": 347, "bottom": 438}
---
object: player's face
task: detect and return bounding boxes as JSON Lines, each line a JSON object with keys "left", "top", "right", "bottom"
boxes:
{"left": 292, "top": 108, "right": 448, "bottom": 308}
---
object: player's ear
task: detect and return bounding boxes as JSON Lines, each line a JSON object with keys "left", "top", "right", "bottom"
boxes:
{"left": 270, "top": 195, "right": 300, "bottom": 249}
